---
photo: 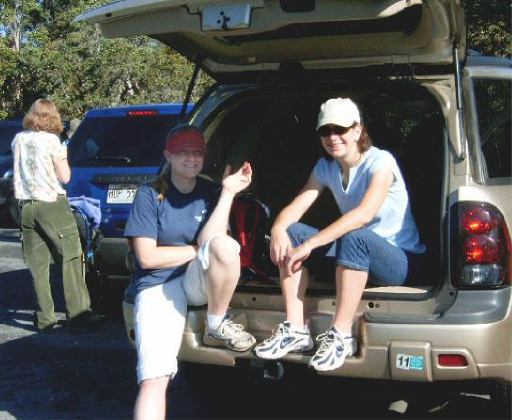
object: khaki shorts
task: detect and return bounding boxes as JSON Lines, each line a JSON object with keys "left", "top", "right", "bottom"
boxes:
{"left": 134, "top": 235, "right": 240, "bottom": 383}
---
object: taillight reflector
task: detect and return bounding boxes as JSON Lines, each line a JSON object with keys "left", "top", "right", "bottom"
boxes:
{"left": 462, "top": 206, "right": 499, "bottom": 234}
{"left": 126, "top": 110, "right": 159, "bottom": 116}
{"left": 438, "top": 354, "right": 468, "bottom": 367}
{"left": 463, "top": 235, "right": 501, "bottom": 263}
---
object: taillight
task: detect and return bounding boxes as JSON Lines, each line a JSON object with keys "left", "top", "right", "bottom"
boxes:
{"left": 454, "top": 203, "right": 511, "bottom": 288}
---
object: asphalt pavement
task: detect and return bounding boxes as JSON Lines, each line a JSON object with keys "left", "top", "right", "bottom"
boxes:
{"left": 0, "top": 226, "right": 510, "bottom": 420}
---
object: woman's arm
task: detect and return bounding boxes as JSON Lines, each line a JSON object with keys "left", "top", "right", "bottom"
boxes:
{"left": 197, "top": 162, "right": 252, "bottom": 246}
{"left": 133, "top": 237, "right": 198, "bottom": 270}
{"left": 285, "top": 168, "right": 394, "bottom": 274}
{"left": 53, "top": 156, "right": 71, "bottom": 184}
{"left": 270, "top": 173, "right": 324, "bottom": 265}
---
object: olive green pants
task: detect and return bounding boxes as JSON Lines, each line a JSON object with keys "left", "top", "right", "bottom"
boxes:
{"left": 21, "top": 196, "right": 91, "bottom": 330}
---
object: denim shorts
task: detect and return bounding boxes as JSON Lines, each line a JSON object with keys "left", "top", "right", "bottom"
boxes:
{"left": 287, "top": 223, "right": 424, "bottom": 286}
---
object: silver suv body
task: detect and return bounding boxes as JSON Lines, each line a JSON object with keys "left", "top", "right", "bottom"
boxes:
{"left": 79, "top": 0, "right": 511, "bottom": 401}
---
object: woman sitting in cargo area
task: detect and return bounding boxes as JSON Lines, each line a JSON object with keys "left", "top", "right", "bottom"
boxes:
{"left": 124, "top": 124, "right": 256, "bottom": 420}
{"left": 254, "top": 98, "right": 425, "bottom": 371}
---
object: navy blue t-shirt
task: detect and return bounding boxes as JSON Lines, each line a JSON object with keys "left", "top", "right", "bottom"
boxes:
{"left": 124, "top": 177, "right": 220, "bottom": 295}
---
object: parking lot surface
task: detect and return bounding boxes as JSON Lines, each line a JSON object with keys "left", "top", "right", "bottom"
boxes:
{"left": 0, "top": 227, "right": 510, "bottom": 419}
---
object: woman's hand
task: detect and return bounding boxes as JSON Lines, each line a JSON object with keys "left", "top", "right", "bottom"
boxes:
{"left": 222, "top": 162, "right": 252, "bottom": 195}
{"left": 270, "top": 226, "right": 292, "bottom": 266}
{"left": 284, "top": 242, "right": 312, "bottom": 277}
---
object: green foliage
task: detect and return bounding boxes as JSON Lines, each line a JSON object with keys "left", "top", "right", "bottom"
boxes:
{"left": 465, "top": 0, "right": 511, "bottom": 58}
{"left": 0, "top": 0, "right": 509, "bottom": 120}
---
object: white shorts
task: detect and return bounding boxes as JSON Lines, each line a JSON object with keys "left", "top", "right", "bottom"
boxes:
{"left": 134, "top": 235, "right": 240, "bottom": 383}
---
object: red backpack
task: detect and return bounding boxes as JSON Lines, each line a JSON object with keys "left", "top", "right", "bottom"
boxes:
{"left": 229, "top": 194, "right": 279, "bottom": 282}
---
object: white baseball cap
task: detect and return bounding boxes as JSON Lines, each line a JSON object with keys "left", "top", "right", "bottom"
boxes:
{"left": 316, "top": 98, "right": 361, "bottom": 130}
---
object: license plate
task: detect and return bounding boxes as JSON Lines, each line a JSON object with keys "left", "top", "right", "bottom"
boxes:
{"left": 106, "top": 183, "right": 139, "bottom": 204}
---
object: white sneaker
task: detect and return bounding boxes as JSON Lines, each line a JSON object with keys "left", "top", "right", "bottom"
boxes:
{"left": 309, "top": 327, "right": 357, "bottom": 372}
{"left": 254, "top": 321, "right": 314, "bottom": 360}
{"left": 203, "top": 316, "right": 256, "bottom": 352}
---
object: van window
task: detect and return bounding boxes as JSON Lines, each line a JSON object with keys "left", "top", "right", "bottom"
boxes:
{"left": 473, "top": 78, "right": 511, "bottom": 178}
{"left": 0, "top": 127, "right": 22, "bottom": 156}
{"left": 68, "top": 115, "right": 179, "bottom": 167}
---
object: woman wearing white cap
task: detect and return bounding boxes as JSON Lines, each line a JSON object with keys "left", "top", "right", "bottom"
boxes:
{"left": 125, "top": 124, "right": 256, "bottom": 419}
{"left": 254, "top": 98, "right": 425, "bottom": 372}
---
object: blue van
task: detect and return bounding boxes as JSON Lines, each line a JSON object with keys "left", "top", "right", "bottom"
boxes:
{"left": 66, "top": 103, "right": 193, "bottom": 276}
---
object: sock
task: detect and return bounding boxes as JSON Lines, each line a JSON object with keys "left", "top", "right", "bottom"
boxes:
{"left": 207, "top": 313, "right": 225, "bottom": 332}
{"left": 287, "top": 321, "right": 309, "bottom": 333}
{"left": 332, "top": 326, "right": 352, "bottom": 338}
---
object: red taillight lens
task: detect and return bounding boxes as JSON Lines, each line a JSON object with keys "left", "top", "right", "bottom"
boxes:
{"left": 456, "top": 203, "right": 511, "bottom": 287}
{"left": 463, "top": 234, "right": 501, "bottom": 263}
{"left": 462, "top": 206, "right": 499, "bottom": 234}
{"left": 438, "top": 354, "right": 468, "bottom": 367}
{"left": 126, "top": 110, "right": 159, "bottom": 116}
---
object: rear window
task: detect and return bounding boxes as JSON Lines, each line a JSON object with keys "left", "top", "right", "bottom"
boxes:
{"left": 68, "top": 114, "right": 180, "bottom": 167}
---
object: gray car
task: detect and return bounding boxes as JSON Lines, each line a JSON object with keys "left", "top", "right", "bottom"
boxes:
{"left": 78, "top": 0, "right": 511, "bottom": 406}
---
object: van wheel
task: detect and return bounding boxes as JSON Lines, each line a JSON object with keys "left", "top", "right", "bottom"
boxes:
{"left": 7, "top": 193, "right": 21, "bottom": 228}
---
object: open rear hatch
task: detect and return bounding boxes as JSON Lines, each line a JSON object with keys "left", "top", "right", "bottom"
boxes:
{"left": 76, "top": 0, "right": 466, "bottom": 80}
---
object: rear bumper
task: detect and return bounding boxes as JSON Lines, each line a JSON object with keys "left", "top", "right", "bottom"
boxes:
{"left": 122, "top": 292, "right": 512, "bottom": 383}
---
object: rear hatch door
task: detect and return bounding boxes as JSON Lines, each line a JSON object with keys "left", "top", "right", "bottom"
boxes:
{"left": 76, "top": 0, "right": 466, "bottom": 80}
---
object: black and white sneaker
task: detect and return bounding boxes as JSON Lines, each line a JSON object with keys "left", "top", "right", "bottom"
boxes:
{"left": 309, "top": 327, "right": 357, "bottom": 372}
{"left": 254, "top": 321, "right": 314, "bottom": 360}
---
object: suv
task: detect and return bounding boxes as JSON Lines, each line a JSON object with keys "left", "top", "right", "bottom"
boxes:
{"left": 66, "top": 103, "right": 193, "bottom": 278}
{"left": 78, "top": 0, "right": 511, "bottom": 405}
{"left": 0, "top": 120, "right": 23, "bottom": 226}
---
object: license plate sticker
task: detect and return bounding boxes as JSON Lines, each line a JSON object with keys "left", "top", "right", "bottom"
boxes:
{"left": 107, "top": 183, "right": 139, "bottom": 204}
{"left": 396, "top": 354, "right": 424, "bottom": 371}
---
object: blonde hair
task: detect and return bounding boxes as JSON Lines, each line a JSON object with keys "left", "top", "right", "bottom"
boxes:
{"left": 23, "top": 99, "right": 64, "bottom": 134}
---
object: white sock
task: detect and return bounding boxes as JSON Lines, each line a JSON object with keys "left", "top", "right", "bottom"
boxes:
{"left": 287, "top": 321, "right": 309, "bottom": 333}
{"left": 332, "top": 326, "right": 352, "bottom": 338}
{"left": 207, "top": 313, "right": 225, "bottom": 332}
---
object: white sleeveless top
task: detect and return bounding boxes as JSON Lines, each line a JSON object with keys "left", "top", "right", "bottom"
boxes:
{"left": 313, "top": 146, "right": 425, "bottom": 254}
{"left": 12, "top": 130, "right": 67, "bottom": 202}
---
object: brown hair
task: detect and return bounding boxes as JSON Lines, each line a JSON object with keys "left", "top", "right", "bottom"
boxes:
{"left": 358, "top": 125, "right": 373, "bottom": 153}
{"left": 23, "top": 99, "right": 64, "bottom": 134}
{"left": 150, "top": 164, "right": 172, "bottom": 201}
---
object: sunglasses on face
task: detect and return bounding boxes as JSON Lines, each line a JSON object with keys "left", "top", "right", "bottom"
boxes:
{"left": 317, "top": 125, "right": 351, "bottom": 137}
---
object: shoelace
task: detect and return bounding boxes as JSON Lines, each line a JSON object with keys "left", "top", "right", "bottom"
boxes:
{"left": 262, "top": 323, "right": 287, "bottom": 344}
{"left": 220, "top": 319, "right": 245, "bottom": 336}
{"left": 314, "top": 331, "right": 337, "bottom": 356}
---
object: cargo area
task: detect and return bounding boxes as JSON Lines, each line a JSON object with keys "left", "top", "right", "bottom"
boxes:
{"left": 197, "top": 81, "right": 446, "bottom": 297}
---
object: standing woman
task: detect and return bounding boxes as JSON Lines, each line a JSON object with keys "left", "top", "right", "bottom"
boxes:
{"left": 254, "top": 98, "right": 425, "bottom": 371}
{"left": 12, "top": 98, "right": 97, "bottom": 333}
{"left": 125, "top": 125, "right": 256, "bottom": 420}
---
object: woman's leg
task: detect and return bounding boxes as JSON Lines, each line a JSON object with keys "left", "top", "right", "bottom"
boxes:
{"left": 204, "top": 234, "right": 241, "bottom": 316}
{"left": 333, "top": 229, "right": 409, "bottom": 334}
{"left": 134, "top": 376, "right": 170, "bottom": 420}
{"left": 333, "top": 266, "right": 368, "bottom": 333}
{"left": 134, "top": 280, "right": 188, "bottom": 419}
{"left": 21, "top": 201, "right": 56, "bottom": 330}
{"left": 280, "top": 265, "right": 309, "bottom": 329}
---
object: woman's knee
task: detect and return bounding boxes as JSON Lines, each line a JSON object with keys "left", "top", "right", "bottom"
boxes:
{"left": 208, "top": 235, "right": 240, "bottom": 266}
{"left": 287, "top": 223, "right": 318, "bottom": 248}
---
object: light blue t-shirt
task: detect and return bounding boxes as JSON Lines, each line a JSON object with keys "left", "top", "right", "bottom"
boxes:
{"left": 313, "top": 146, "right": 425, "bottom": 254}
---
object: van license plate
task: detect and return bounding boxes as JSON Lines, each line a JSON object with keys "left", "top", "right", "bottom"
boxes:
{"left": 107, "top": 184, "right": 139, "bottom": 204}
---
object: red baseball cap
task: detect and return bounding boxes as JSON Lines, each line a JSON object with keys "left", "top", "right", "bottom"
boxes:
{"left": 166, "top": 127, "right": 206, "bottom": 154}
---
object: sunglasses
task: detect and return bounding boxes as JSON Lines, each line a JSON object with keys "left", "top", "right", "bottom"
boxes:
{"left": 317, "top": 125, "right": 351, "bottom": 137}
